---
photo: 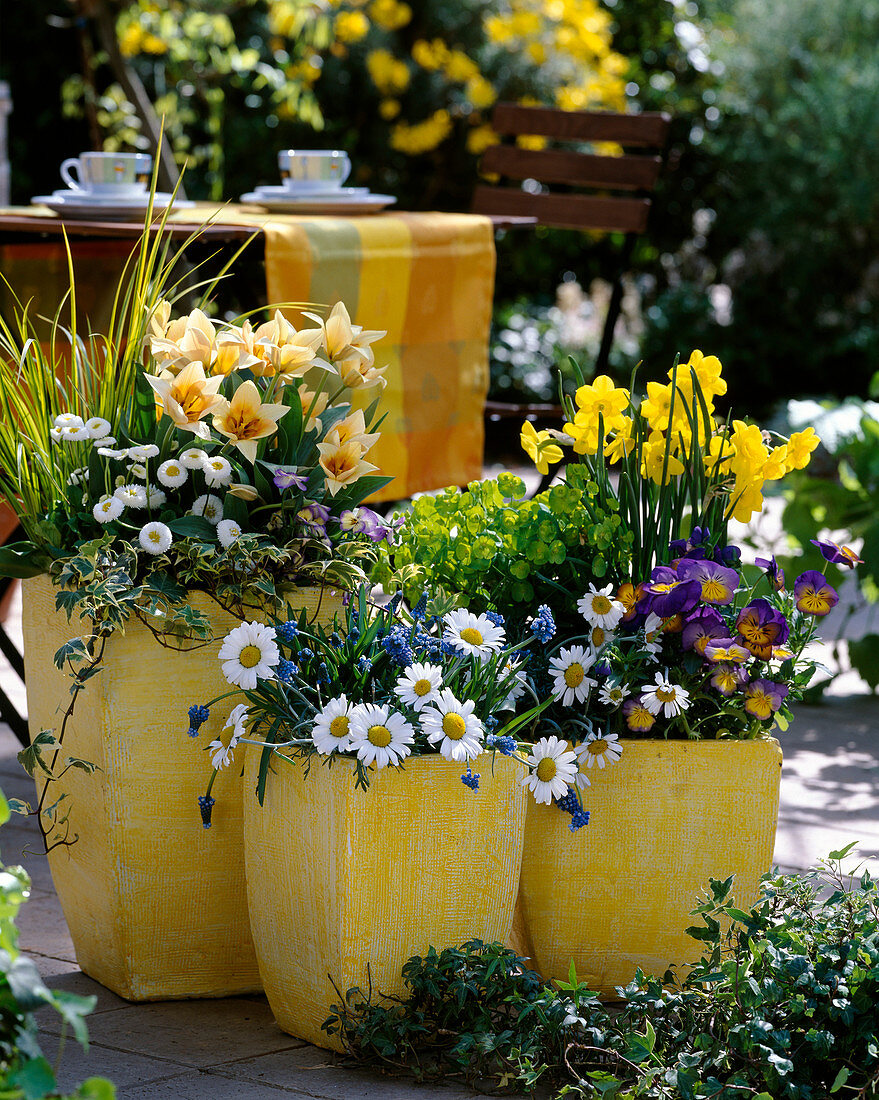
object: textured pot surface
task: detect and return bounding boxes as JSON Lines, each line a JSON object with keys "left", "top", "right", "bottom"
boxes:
{"left": 516, "top": 737, "right": 783, "bottom": 996}
{"left": 21, "top": 572, "right": 343, "bottom": 1001}
{"left": 244, "top": 751, "right": 527, "bottom": 1050}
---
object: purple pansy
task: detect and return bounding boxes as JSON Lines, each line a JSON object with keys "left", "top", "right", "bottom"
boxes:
{"left": 810, "top": 539, "right": 863, "bottom": 570}
{"left": 681, "top": 607, "right": 728, "bottom": 654}
{"left": 677, "top": 558, "right": 739, "bottom": 605}
{"left": 641, "top": 565, "right": 702, "bottom": 618}
{"left": 755, "top": 555, "right": 785, "bottom": 592}
{"left": 743, "top": 678, "right": 789, "bottom": 719}
{"left": 273, "top": 468, "right": 308, "bottom": 492}
{"left": 735, "top": 598, "right": 790, "bottom": 658}
{"left": 793, "top": 570, "right": 840, "bottom": 617}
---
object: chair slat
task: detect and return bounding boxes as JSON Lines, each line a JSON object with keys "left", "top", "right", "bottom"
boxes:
{"left": 472, "top": 186, "right": 650, "bottom": 233}
{"left": 491, "top": 104, "right": 671, "bottom": 148}
{"left": 481, "top": 146, "right": 662, "bottom": 191}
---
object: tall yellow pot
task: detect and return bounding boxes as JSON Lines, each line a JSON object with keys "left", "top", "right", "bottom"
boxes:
{"left": 243, "top": 752, "right": 527, "bottom": 1051}
{"left": 516, "top": 737, "right": 782, "bottom": 996}
{"left": 21, "top": 573, "right": 343, "bottom": 1001}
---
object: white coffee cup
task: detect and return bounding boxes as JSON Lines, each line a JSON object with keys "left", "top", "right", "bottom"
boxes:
{"left": 60, "top": 152, "right": 153, "bottom": 195}
{"left": 278, "top": 150, "right": 351, "bottom": 192}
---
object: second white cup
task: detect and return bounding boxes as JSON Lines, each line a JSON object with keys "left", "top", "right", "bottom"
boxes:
{"left": 60, "top": 152, "right": 153, "bottom": 196}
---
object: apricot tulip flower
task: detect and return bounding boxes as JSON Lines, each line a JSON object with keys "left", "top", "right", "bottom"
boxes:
{"left": 212, "top": 380, "right": 290, "bottom": 463}
{"left": 145, "top": 362, "right": 225, "bottom": 439}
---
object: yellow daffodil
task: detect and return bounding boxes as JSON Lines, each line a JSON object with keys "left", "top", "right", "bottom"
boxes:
{"left": 573, "top": 375, "right": 630, "bottom": 428}
{"left": 640, "top": 381, "right": 675, "bottom": 433}
{"left": 212, "top": 379, "right": 290, "bottom": 463}
{"left": 317, "top": 438, "right": 379, "bottom": 495}
{"left": 785, "top": 427, "right": 820, "bottom": 470}
{"left": 673, "top": 350, "right": 727, "bottom": 400}
{"left": 145, "top": 362, "right": 225, "bottom": 439}
{"left": 640, "top": 431, "right": 685, "bottom": 484}
{"left": 603, "top": 418, "right": 636, "bottom": 463}
{"left": 521, "top": 421, "right": 564, "bottom": 474}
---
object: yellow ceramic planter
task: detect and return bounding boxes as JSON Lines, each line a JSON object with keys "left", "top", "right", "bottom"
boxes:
{"left": 516, "top": 737, "right": 782, "bottom": 996}
{"left": 21, "top": 573, "right": 342, "bottom": 1001}
{"left": 243, "top": 752, "right": 527, "bottom": 1051}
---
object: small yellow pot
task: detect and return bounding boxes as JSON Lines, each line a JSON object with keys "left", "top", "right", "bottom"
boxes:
{"left": 515, "top": 737, "right": 782, "bottom": 996}
{"left": 243, "top": 751, "right": 527, "bottom": 1051}
{"left": 21, "top": 573, "right": 343, "bottom": 1001}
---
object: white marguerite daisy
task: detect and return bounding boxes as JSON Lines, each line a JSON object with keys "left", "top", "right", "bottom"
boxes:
{"left": 587, "top": 623, "right": 615, "bottom": 651}
{"left": 85, "top": 416, "right": 112, "bottom": 439}
{"left": 348, "top": 702, "right": 414, "bottom": 769}
{"left": 61, "top": 425, "right": 91, "bottom": 442}
{"left": 394, "top": 662, "right": 443, "bottom": 712}
{"left": 311, "top": 695, "right": 354, "bottom": 754}
{"left": 54, "top": 413, "right": 84, "bottom": 431}
{"left": 97, "top": 446, "right": 128, "bottom": 459}
{"left": 218, "top": 621, "right": 280, "bottom": 689}
{"left": 576, "top": 731, "right": 623, "bottom": 770}
{"left": 204, "top": 456, "right": 233, "bottom": 487}
{"left": 93, "top": 496, "right": 123, "bottom": 523}
{"left": 192, "top": 493, "right": 224, "bottom": 524}
{"left": 209, "top": 703, "right": 248, "bottom": 769}
{"left": 442, "top": 608, "right": 505, "bottom": 660}
{"left": 128, "top": 443, "right": 160, "bottom": 461}
{"left": 549, "top": 645, "right": 597, "bottom": 707}
{"left": 598, "top": 681, "right": 630, "bottom": 707}
{"left": 138, "top": 521, "right": 173, "bottom": 556}
{"left": 114, "top": 483, "right": 148, "bottom": 509}
{"left": 180, "top": 447, "right": 209, "bottom": 469}
{"left": 216, "top": 518, "right": 242, "bottom": 549}
{"left": 577, "top": 584, "right": 626, "bottom": 631}
{"left": 91, "top": 435, "right": 117, "bottom": 448}
{"left": 498, "top": 659, "right": 527, "bottom": 711}
{"left": 520, "top": 736, "right": 579, "bottom": 805}
{"left": 640, "top": 669, "right": 691, "bottom": 718}
{"left": 642, "top": 613, "right": 664, "bottom": 659}
{"left": 157, "top": 459, "right": 188, "bottom": 489}
{"left": 420, "top": 689, "right": 484, "bottom": 762}
{"left": 128, "top": 462, "right": 148, "bottom": 480}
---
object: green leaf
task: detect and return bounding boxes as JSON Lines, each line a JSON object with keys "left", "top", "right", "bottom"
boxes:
{"left": 848, "top": 635, "right": 879, "bottom": 691}
{"left": 0, "top": 789, "right": 8, "bottom": 826}
{"left": 74, "top": 1078, "right": 117, "bottom": 1100}
{"left": 0, "top": 541, "right": 47, "bottom": 578}
{"left": 167, "top": 516, "right": 217, "bottom": 540}
{"left": 830, "top": 1068, "right": 849, "bottom": 1093}
{"left": 9, "top": 1056, "right": 58, "bottom": 1100}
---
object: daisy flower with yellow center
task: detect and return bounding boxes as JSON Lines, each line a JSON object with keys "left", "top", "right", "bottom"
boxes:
{"left": 598, "top": 681, "right": 629, "bottom": 707}
{"left": 520, "top": 736, "right": 578, "bottom": 805}
{"left": 576, "top": 731, "right": 623, "bottom": 770}
{"left": 138, "top": 521, "right": 173, "bottom": 556}
{"left": 420, "top": 689, "right": 484, "bottom": 762}
{"left": 311, "top": 695, "right": 354, "bottom": 754}
{"left": 348, "top": 703, "right": 414, "bottom": 769}
{"left": 114, "top": 483, "right": 148, "bottom": 509}
{"left": 218, "top": 621, "right": 280, "bottom": 689}
{"left": 443, "top": 608, "right": 505, "bottom": 660}
{"left": 640, "top": 670, "right": 691, "bottom": 718}
{"left": 395, "top": 662, "right": 443, "bottom": 712}
{"left": 192, "top": 493, "right": 224, "bottom": 525}
{"left": 548, "top": 645, "right": 597, "bottom": 707}
{"left": 577, "top": 583, "right": 625, "bottom": 631}
{"left": 209, "top": 704, "right": 248, "bottom": 770}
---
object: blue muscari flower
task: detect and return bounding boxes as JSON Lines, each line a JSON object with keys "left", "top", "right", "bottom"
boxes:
{"left": 569, "top": 809, "right": 590, "bottom": 832}
{"left": 317, "top": 662, "right": 330, "bottom": 685}
{"left": 555, "top": 786, "right": 580, "bottom": 815}
{"left": 530, "top": 605, "right": 556, "bottom": 644}
{"left": 277, "top": 621, "right": 299, "bottom": 643}
{"left": 187, "top": 727, "right": 199, "bottom": 738}
{"left": 387, "top": 592, "right": 403, "bottom": 615}
{"left": 461, "top": 767, "right": 480, "bottom": 791}
{"left": 487, "top": 733, "right": 516, "bottom": 756}
{"left": 485, "top": 715, "right": 499, "bottom": 733}
{"left": 381, "top": 625, "right": 414, "bottom": 668}
{"left": 188, "top": 704, "right": 210, "bottom": 729}
{"left": 485, "top": 610, "right": 505, "bottom": 628}
{"left": 329, "top": 632, "right": 342, "bottom": 648}
{"left": 277, "top": 659, "right": 298, "bottom": 683}
{"left": 356, "top": 655, "right": 373, "bottom": 675}
{"left": 298, "top": 647, "right": 313, "bottom": 663}
{"left": 198, "top": 794, "right": 215, "bottom": 829}
{"left": 412, "top": 591, "right": 429, "bottom": 621}
{"left": 348, "top": 625, "right": 361, "bottom": 642}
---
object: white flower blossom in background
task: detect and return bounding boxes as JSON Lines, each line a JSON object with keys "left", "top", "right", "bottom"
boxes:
{"left": 53, "top": 413, "right": 83, "bottom": 431}
{"left": 192, "top": 493, "right": 224, "bottom": 524}
{"left": 576, "top": 731, "right": 623, "bottom": 770}
{"left": 598, "top": 681, "right": 629, "bottom": 707}
{"left": 128, "top": 462, "right": 148, "bottom": 480}
{"left": 209, "top": 703, "right": 248, "bottom": 769}
{"left": 61, "top": 425, "right": 90, "bottom": 442}
{"left": 549, "top": 645, "right": 597, "bottom": 707}
{"left": 204, "top": 456, "right": 233, "bottom": 487}
{"left": 147, "top": 487, "right": 167, "bottom": 508}
{"left": 128, "top": 444, "right": 160, "bottom": 460}
{"left": 641, "top": 670, "right": 691, "bottom": 718}
{"left": 91, "top": 436, "right": 117, "bottom": 448}
{"left": 138, "top": 521, "right": 173, "bottom": 556}
{"left": 157, "top": 459, "right": 188, "bottom": 489}
{"left": 93, "top": 496, "right": 123, "bottom": 524}
{"left": 443, "top": 608, "right": 505, "bottom": 660}
{"left": 114, "top": 483, "right": 148, "bottom": 509}
{"left": 85, "top": 416, "right": 112, "bottom": 439}
{"left": 218, "top": 621, "right": 279, "bottom": 689}
{"left": 577, "top": 584, "right": 626, "bottom": 631}
{"left": 97, "top": 446, "right": 128, "bottom": 459}
{"left": 180, "top": 447, "right": 209, "bottom": 469}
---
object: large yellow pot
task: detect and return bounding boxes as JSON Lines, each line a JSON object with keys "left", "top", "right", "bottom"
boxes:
{"left": 21, "top": 573, "right": 343, "bottom": 1001}
{"left": 516, "top": 737, "right": 782, "bottom": 996}
{"left": 243, "top": 751, "right": 527, "bottom": 1051}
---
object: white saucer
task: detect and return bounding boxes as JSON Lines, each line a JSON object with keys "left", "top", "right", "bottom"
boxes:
{"left": 239, "top": 191, "right": 396, "bottom": 215}
{"left": 252, "top": 185, "right": 371, "bottom": 199}
{"left": 32, "top": 191, "right": 195, "bottom": 221}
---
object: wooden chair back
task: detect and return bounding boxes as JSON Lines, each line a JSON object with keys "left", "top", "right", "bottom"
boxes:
{"left": 472, "top": 103, "right": 672, "bottom": 233}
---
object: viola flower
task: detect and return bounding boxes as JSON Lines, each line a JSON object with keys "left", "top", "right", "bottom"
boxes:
{"left": 710, "top": 663, "right": 748, "bottom": 696}
{"left": 641, "top": 567, "right": 702, "bottom": 618}
{"left": 622, "top": 696, "right": 656, "bottom": 733}
{"left": 311, "top": 695, "right": 354, "bottom": 754}
{"left": 755, "top": 555, "right": 785, "bottom": 591}
{"left": 577, "top": 584, "right": 626, "bottom": 631}
{"left": 743, "top": 678, "right": 789, "bottom": 720}
{"left": 576, "top": 731, "right": 623, "bottom": 769}
{"left": 218, "top": 621, "right": 280, "bottom": 689}
{"left": 443, "top": 609, "right": 505, "bottom": 660}
{"left": 810, "top": 539, "right": 863, "bottom": 569}
{"left": 681, "top": 607, "right": 728, "bottom": 655}
{"left": 640, "top": 670, "right": 691, "bottom": 718}
{"left": 520, "top": 736, "right": 579, "bottom": 805}
{"left": 735, "top": 599, "right": 790, "bottom": 658}
{"left": 395, "top": 662, "right": 442, "bottom": 712}
{"left": 549, "top": 645, "right": 597, "bottom": 707}
{"left": 703, "top": 637, "right": 751, "bottom": 664}
{"left": 616, "top": 582, "right": 643, "bottom": 623}
{"left": 274, "top": 468, "right": 309, "bottom": 492}
{"left": 348, "top": 702, "right": 414, "bottom": 768}
{"left": 793, "top": 571, "right": 839, "bottom": 617}
{"left": 420, "top": 690, "right": 484, "bottom": 762}
{"left": 212, "top": 379, "right": 290, "bottom": 463}
{"left": 298, "top": 503, "right": 331, "bottom": 530}
{"left": 677, "top": 558, "right": 739, "bottom": 605}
